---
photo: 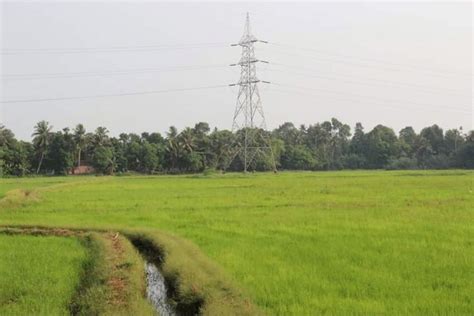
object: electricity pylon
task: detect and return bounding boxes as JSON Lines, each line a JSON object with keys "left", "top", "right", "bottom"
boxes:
{"left": 227, "top": 13, "right": 276, "bottom": 173}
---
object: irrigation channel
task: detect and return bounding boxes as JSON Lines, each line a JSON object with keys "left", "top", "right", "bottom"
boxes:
{"left": 145, "top": 261, "right": 176, "bottom": 316}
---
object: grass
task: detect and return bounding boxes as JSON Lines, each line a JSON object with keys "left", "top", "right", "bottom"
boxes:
{"left": 1, "top": 170, "right": 473, "bottom": 314}
{"left": 0, "top": 176, "right": 81, "bottom": 198}
{"left": 0, "top": 229, "right": 155, "bottom": 316}
{"left": 0, "top": 234, "right": 87, "bottom": 315}
{"left": 100, "top": 232, "right": 155, "bottom": 315}
{"left": 70, "top": 232, "right": 154, "bottom": 316}
{"left": 126, "top": 230, "right": 261, "bottom": 315}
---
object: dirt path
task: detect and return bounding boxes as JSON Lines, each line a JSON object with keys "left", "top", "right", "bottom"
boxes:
{"left": 104, "top": 232, "right": 128, "bottom": 308}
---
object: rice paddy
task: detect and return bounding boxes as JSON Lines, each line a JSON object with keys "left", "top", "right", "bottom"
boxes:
{"left": 0, "top": 170, "right": 473, "bottom": 315}
{"left": 0, "top": 234, "right": 86, "bottom": 315}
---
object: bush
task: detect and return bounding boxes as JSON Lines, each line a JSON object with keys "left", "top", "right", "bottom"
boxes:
{"left": 423, "top": 154, "right": 451, "bottom": 169}
{"left": 203, "top": 168, "right": 218, "bottom": 176}
{"left": 92, "top": 147, "right": 116, "bottom": 174}
{"left": 342, "top": 154, "right": 366, "bottom": 169}
{"left": 386, "top": 157, "right": 418, "bottom": 170}
{"left": 281, "top": 145, "right": 316, "bottom": 170}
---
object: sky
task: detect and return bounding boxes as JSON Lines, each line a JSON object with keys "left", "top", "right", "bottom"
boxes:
{"left": 1, "top": 1, "right": 472, "bottom": 140}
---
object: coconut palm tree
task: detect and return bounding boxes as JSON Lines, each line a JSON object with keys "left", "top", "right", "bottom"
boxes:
{"left": 93, "top": 126, "right": 109, "bottom": 148}
{"left": 166, "top": 126, "right": 179, "bottom": 169}
{"left": 32, "top": 120, "right": 52, "bottom": 174}
{"left": 0, "top": 124, "right": 15, "bottom": 147}
{"left": 179, "top": 127, "right": 195, "bottom": 153}
{"left": 73, "top": 124, "right": 86, "bottom": 167}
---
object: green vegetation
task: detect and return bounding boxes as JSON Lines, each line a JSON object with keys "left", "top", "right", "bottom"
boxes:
{"left": 70, "top": 232, "right": 154, "bottom": 316}
{"left": 0, "top": 234, "right": 86, "bottom": 315}
{"left": 1, "top": 120, "right": 473, "bottom": 176}
{"left": 0, "top": 229, "right": 156, "bottom": 316}
{"left": 0, "top": 177, "right": 73, "bottom": 198}
{"left": 1, "top": 170, "right": 472, "bottom": 314}
{"left": 126, "top": 231, "right": 261, "bottom": 315}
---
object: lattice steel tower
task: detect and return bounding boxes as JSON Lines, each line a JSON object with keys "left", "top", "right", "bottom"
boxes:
{"left": 228, "top": 13, "right": 276, "bottom": 172}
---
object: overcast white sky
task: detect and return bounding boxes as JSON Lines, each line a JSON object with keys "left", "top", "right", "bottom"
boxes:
{"left": 1, "top": 1, "right": 472, "bottom": 140}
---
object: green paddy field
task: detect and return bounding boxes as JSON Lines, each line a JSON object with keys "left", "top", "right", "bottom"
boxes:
{"left": 0, "top": 235, "right": 86, "bottom": 315}
{"left": 0, "top": 170, "right": 473, "bottom": 315}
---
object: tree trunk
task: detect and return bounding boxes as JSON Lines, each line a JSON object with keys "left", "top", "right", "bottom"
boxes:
{"left": 77, "top": 148, "right": 81, "bottom": 168}
{"left": 36, "top": 152, "right": 44, "bottom": 174}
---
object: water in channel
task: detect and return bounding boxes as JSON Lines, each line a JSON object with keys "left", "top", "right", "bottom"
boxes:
{"left": 145, "top": 261, "right": 176, "bottom": 316}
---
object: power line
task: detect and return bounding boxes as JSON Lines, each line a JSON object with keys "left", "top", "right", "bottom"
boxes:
{"left": 2, "top": 42, "right": 228, "bottom": 51}
{"left": 266, "top": 44, "right": 473, "bottom": 79}
{"left": 271, "top": 82, "right": 470, "bottom": 113}
{"left": 267, "top": 65, "right": 471, "bottom": 97}
{"left": 267, "top": 42, "right": 472, "bottom": 77}
{"left": 1, "top": 43, "right": 230, "bottom": 55}
{"left": 0, "top": 84, "right": 229, "bottom": 104}
{"left": 5, "top": 61, "right": 468, "bottom": 101}
{"left": 2, "top": 64, "right": 229, "bottom": 80}
{"left": 270, "top": 62, "right": 469, "bottom": 95}
{"left": 4, "top": 60, "right": 469, "bottom": 100}
{"left": 269, "top": 86, "right": 471, "bottom": 115}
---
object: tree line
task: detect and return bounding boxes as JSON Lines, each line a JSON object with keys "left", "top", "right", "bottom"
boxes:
{"left": 0, "top": 118, "right": 472, "bottom": 176}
